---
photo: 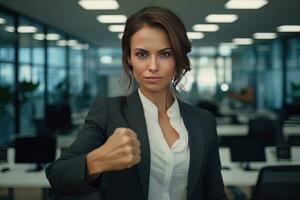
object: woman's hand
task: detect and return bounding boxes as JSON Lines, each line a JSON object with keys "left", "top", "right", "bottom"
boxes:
{"left": 86, "top": 128, "right": 141, "bottom": 177}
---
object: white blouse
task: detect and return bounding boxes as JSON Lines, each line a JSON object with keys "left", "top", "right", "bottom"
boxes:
{"left": 138, "top": 89, "right": 190, "bottom": 200}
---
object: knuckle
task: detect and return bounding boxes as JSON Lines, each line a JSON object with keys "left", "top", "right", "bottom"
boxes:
{"left": 122, "top": 136, "right": 131, "bottom": 144}
{"left": 126, "top": 145, "right": 133, "bottom": 154}
{"left": 126, "top": 154, "right": 134, "bottom": 163}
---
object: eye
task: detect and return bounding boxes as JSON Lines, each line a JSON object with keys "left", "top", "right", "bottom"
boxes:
{"left": 135, "top": 52, "right": 148, "bottom": 59}
{"left": 160, "top": 51, "right": 172, "bottom": 57}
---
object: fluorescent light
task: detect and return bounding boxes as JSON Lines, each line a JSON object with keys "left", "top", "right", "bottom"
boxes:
{"left": 6, "top": 25, "right": 37, "bottom": 33}
{"left": 78, "top": 0, "right": 119, "bottom": 10}
{"left": 68, "top": 40, "right": 79, "bottom": 46}
{"left": 108, "top": 25, "right": 125, "bottom": 32}
{"left": 118, "top": 33, "right": 123, "bottom": 39}
{"left": 6, "top": 26, "right": 37, "bottom": 33}
{"left": 253, "top": 32, "right": 277, "bottom": 39}
{"left": 57, "top": 40, "right": 67, "bottom": 46}
{"left": 57, "top": 39, "right": 82, "bottom": 47}
{"left": 100, "top": 55, "right": 113, "bottom": 64}
{"left": 277, "top": 25, "right": 300, "bottom": 32}
{"left": 225, "top": 0, "right": 268, "bottom": 9}
{"left": 233, "top": 38, "right": 253, "bottom": 45}
{"left": 97, "top": 15, "right": 127, "bottom": 23}
{"left": 5, "top": 26, "right": 15, "bottom": 32}
{"left": 34, "top": 33, "right": 60, "bottom": 40}
{"left": 0, "top": 17, "right": 5, "bottom": 24}
{"left": 206, "top": 14, "right": 238, "bottom": 23}
{"left": 46, "top": 33, "right": 60, "bottom": 40}
{"left": 33, "top": 33, "right": 45, "bottom": 40}
{"left": 187, "top": 32, "right": 205, "bottom": 40}
{"left": 193, "top": 24, "right": 219, "bottom": 32}
{"left": 18, "top": 26, "right": 37, "bottom": 33}
{"left": 220, "top": 42, "right": 238, "bottom": 48}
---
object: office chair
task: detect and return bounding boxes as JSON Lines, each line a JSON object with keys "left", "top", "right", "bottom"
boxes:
{"left": 252, "top": 165, "right": 300, "bottom": 200}
{"left": 248, "top": 118, "right": 284, "bottom": 146}
{"left": 288, "top": 135, "right": 300, "bottom": 146}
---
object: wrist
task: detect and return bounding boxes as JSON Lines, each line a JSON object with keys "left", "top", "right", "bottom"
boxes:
{"left": 86, "top": 151, "right": 104, "bottom": 176}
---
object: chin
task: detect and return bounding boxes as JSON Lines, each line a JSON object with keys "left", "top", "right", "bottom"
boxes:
{"left": 140, "top": 83, "right": 170, "bottom": 93}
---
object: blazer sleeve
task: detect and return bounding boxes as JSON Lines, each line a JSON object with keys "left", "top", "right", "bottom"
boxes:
{"left": 46, "top": 97, "right": 108, "bottom": 196}
{"left": 202, "top": 112, "right": 228, "bottom": 200}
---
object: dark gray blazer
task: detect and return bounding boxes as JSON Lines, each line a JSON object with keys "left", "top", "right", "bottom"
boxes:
{"left": 46, "top": 90, "right": 227, "bottom": 200}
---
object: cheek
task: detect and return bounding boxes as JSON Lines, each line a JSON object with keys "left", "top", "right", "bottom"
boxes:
{"left": 165, "top": 60, "right": 176, "bottom": 77}
{"left": 131, "top": 63, "right": 145, "bottom": 81}
{"left": 132, "top": 58, "right": 147, "bottom": 73}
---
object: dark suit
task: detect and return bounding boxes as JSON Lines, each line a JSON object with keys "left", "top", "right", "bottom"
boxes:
{"left": 46, "top": 90, "right": 227, "bottom": 200}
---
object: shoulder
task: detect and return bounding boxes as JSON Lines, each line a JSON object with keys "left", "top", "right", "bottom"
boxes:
{"left": 179, "top": 99, "right": 216, "bottom": 123}
{"left": 89, "top": 95, "right": 126, "bottom": 108}
{"left": 84, "top": 95, "right": 127, "bottom": 129}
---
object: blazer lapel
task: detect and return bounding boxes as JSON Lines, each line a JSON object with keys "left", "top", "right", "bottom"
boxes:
{"left": 178, "top": 100, "right": 204, "bottom": 200}
{"left": 125, "top": 90, "right": 150, "bottom": 199}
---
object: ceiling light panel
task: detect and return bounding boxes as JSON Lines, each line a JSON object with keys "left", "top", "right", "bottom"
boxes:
{"left": 193, "top": 24, "right": 219, "bottom": 32}
{"left": 0, "top": 17, "right": 6, "bottom": 24}
{"left": 233, "top": 38, "right": 253, "bottom": 45}
{"left": 277, "top": 25, "right": 300, "bottom": 32}
{"left": 253, "top": 32, "right": 277, "bottom": 39}
{"left": 97, "top": 15, "right": 127, "bottom": 23}
{"left": 225, "top": 0, "right": 268, "bottom": 9}
{"left": 187, "top": 32, "right": 205, "bottom": 39}
{"left": 78, "top": 0, "right": 119, "bottom": 10}
{"left": 118, "top": 33, "right": 123, "bottom": 39}
{"left": 205, "top": 14, "right": 238, "bottom": 23}
{"left": 108, "top": 25, "right": 125, "bottom": 32}
{"left": 19, "top": 26, "right": 37, "bottom": 33}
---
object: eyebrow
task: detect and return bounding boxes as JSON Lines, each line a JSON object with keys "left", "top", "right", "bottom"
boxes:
{"left": 133, "top": 47, "right": 172, "bottom": 52}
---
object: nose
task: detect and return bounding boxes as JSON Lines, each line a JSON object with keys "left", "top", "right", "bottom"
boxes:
{"left": 148, "top": 55, "right": 159, "bottom": 73}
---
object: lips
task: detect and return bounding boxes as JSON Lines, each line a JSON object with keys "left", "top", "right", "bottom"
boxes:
{"left": 144, "top": 76, "right": 162, "bottom": 83}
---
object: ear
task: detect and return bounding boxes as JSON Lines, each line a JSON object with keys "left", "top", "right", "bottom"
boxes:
{"left": 127, "top": 57, "right": 132, "bottom": 66}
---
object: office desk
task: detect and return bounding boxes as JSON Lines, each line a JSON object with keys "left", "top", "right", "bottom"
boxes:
{"left": 0, "top": 165, "right": 48, "bottom": 188}
{"left": 2, "top": 164, "right": 298, "bottom": 189}
{"left": 0, "top": 165, "right": 256, "bottom": 188}
{"left": 222, "top": 170, "right": 258, "bottom": 186}
{"left": 1, "top": 147, "right": 300, "bottom": 188}
{"left": 217, "top": 124, "right": 300, "bottom": 136}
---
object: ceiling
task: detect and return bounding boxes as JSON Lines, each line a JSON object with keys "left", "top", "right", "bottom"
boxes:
{"left": 0, "top": 0, "right": 300, "bottom": 48}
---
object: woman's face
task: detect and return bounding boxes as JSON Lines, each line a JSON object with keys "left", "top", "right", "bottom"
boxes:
{"left": 129, "top": 25, "right": 176, "bottom": 95}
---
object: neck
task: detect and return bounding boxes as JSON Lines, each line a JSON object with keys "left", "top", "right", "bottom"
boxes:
{"left": 139, "top": 87, "right": 174, "bottom": 115}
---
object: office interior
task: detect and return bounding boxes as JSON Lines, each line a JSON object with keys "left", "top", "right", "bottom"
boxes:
{"left": 0, "top": 0, "right": 300, "bottom": 200}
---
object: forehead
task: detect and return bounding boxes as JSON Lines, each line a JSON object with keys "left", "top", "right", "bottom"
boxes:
{"left": 130, "top": 25, "right": 171, "bottom": 50}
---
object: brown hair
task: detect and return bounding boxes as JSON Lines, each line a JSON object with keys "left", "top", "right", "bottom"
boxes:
{"left": 121, "top": 6, "right": 191, "bottom": 91}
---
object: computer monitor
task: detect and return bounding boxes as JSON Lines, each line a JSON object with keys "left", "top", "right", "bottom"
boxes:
{"left": 0, "top": 146, "right": 7, "bottom": 163}
{"left": 229, "top": 137, "right": 266, "bottom": 170}
{"left": 248, "top": 118, "right": 283, "bottom": 146}
{"left": 15, "top": 136, "right": 56, "bottom": 171}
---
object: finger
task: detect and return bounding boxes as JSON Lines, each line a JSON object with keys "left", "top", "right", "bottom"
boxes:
{"left": 126, "top": 129, "right": 137, "bottom": 138}
{"left": 130, "top": 138, "right": 140, "bottom": 148}
{"left": 132, "top": 155, "right": 141, "bottom": 166}
{"left": 127, "top": 155, "right": 141, "bottom": 168}
{"left": 131, "top": 147, "right": 141, "bottom": 155}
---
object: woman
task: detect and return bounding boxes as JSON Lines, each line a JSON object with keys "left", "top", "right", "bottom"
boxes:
{"left": 46, "top": 7, "right": 228, "bottom": 200}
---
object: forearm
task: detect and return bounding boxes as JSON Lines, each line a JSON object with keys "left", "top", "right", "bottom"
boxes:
{"left": 46, "top": 154, "right": 98, "bottom": 196}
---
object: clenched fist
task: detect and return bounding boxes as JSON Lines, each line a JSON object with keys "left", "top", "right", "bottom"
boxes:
{"left": 86, "top": 128, "right": 141, "bottom": 176}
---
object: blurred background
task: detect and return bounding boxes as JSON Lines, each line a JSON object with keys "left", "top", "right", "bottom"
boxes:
{"left": 0, "top": 0, "right": 300, "bottom": 200}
